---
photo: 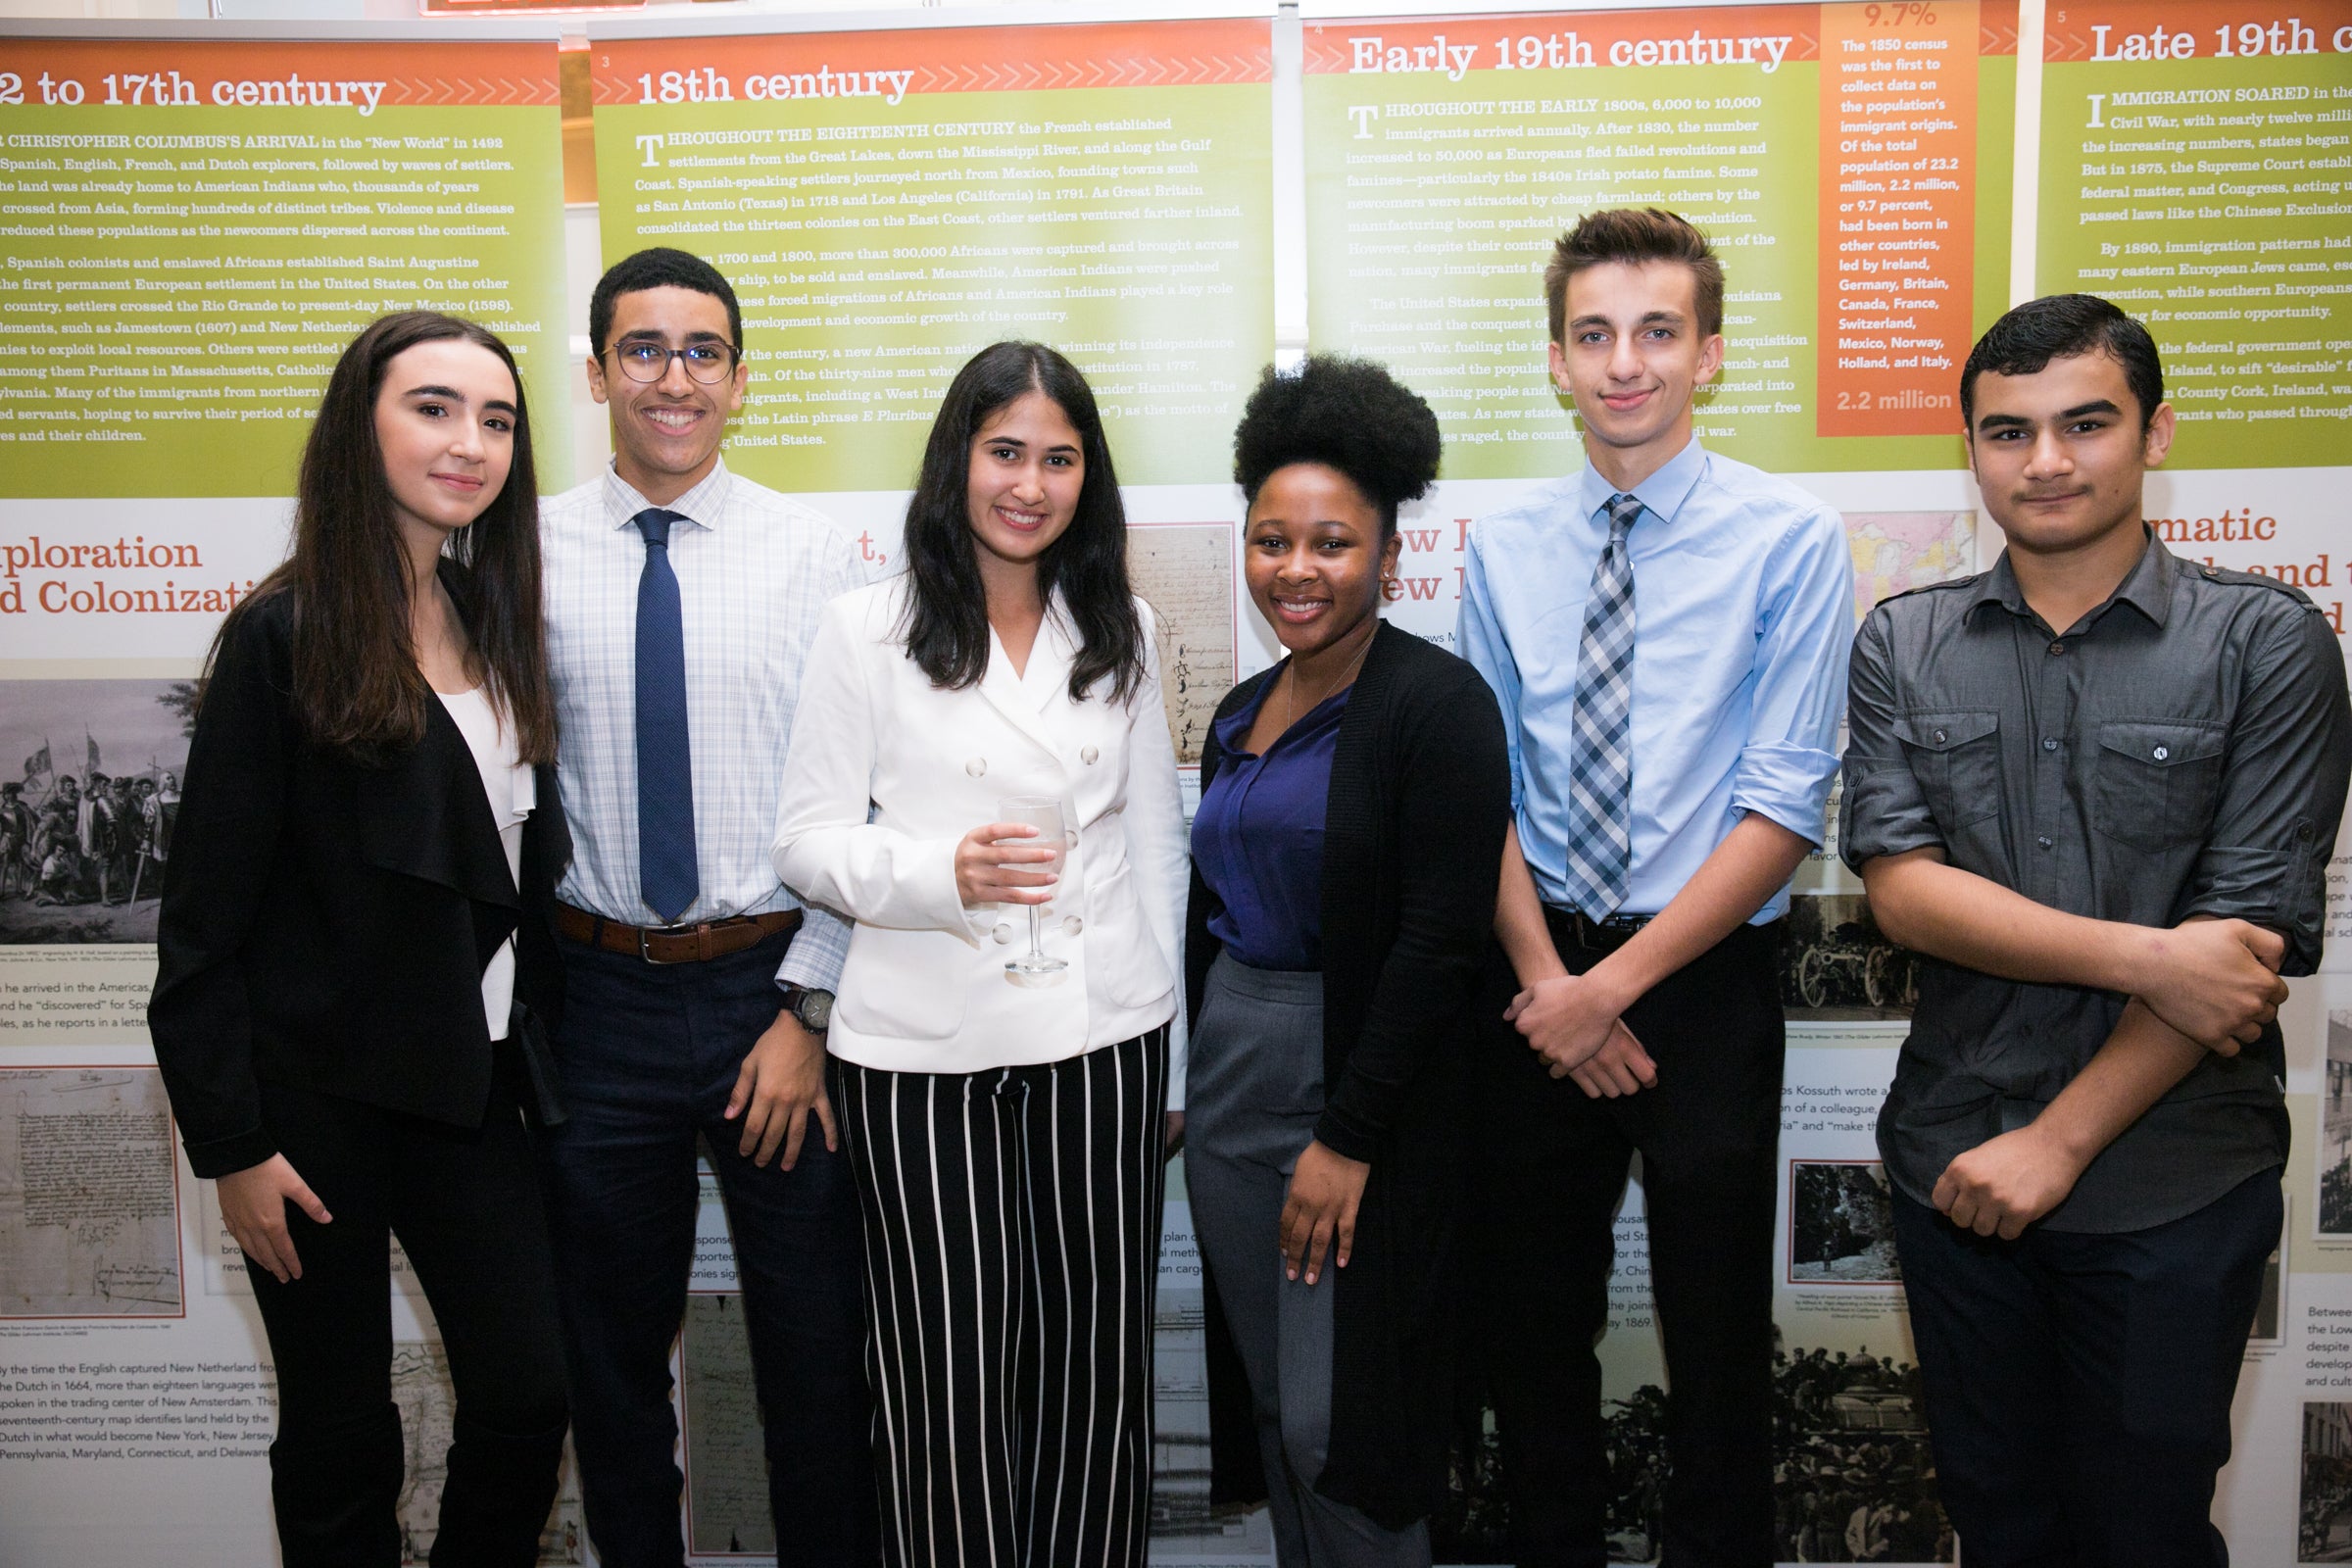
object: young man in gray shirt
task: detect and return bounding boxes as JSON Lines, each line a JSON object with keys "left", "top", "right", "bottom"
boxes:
{"left": 1842, "top": 293, "right": 2350, "bottom": 1563}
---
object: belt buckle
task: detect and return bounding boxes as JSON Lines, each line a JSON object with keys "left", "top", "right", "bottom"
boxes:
{"left": 637, "top": 921, "right": 699, "bottom": 964}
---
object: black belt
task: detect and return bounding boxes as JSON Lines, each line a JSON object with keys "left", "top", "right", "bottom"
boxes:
{"left": 1550, "top": 907, "right": 1654, "bottom": 949}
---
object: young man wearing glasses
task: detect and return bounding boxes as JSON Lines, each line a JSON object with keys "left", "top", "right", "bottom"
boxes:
{"left": 538, "top": 247, "right": 876, "bottom": 1566}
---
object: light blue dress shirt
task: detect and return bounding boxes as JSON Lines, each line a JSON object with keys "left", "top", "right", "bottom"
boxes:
{"left": 541, "top": 459, "right": 870, "bottom": 992}
{"left": 1456, "top": 439, "right": 1853, "bottom": 924}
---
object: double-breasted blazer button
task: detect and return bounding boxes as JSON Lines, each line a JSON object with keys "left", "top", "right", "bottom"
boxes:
{"left": 1079, "top": 745, "right": 1099, "bottom": 765}
{"left": 1064, "top": 828, "right": 1080, "bottom": 846}
{"left": 992, "top": 922, "right": 1013, "bottom": 944}
{"left": 1062, "top": 915, "right": 1084, "bottom": 936}
{"left": 965, "top": 757, "right": 987, "bottom": 778}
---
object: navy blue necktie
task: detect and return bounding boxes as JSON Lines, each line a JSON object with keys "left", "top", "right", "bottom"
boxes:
{"left": 633, "top": 508, "right": 699, "bottom": 923}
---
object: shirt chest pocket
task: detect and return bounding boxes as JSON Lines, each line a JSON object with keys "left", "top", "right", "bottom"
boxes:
{"left": 2091, "top": 719, "right": 2227, "bottom": 853}
{"left": 1893, "top": 710, "right": 2002, "bottom": 831}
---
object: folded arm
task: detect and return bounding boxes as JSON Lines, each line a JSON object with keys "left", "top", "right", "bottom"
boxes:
{"left": 1932, "top": 998, "right": 2212, "bottom": 1238}
{"left": 1863, "top": 849, "right": 2284, "bottom": 1051}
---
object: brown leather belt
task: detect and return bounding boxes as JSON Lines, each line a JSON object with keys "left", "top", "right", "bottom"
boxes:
{"left": 555, "top": 902, "right": 801, "bottom": 964}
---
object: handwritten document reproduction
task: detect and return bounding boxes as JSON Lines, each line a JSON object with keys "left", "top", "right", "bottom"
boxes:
{"left": 1128, "top": 523, "right": 1237, "bottom": 768}
{"left": 0, "top": 1066, "right": 180, "bottom": 1316}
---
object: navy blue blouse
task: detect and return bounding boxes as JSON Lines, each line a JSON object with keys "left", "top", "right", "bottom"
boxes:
{"left": 1190, "top": 674, "right": 1349, "bottom": 972}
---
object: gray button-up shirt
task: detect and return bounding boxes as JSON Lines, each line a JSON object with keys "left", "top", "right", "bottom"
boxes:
{"left": 1841, "top": 532, "right": 2351, "bottom": 1232}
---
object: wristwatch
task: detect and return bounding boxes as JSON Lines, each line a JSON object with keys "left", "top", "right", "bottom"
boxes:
{"left": 778, "top": 984, "right": 833, "bottom": 1035}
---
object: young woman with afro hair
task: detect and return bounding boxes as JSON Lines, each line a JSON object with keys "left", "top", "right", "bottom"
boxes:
{"left": 1182, "top": 355, "right": 1512, "bottom": 1565}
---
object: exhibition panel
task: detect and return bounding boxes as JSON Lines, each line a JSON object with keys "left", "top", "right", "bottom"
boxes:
{"left": 0, "top": 3, "right": 2347, "bottom": 1564}
{"left": 587, "top": 10, "right": 1277, "bottom": 489}
{"left": 1303, "top": 2, "right": 2017, "bottom": 475}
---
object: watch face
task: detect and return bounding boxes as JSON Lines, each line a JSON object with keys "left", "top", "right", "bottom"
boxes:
{"left": 797, "top": 989, "right": 833, "bottom": 1032}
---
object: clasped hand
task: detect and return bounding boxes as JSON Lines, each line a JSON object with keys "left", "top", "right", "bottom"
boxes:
{"left": 1507, "top": 973, "right": 1657, "bottom": 1099}
{"left": 955, "top": 821, "right": 1058, "bottom": 908}
{"left": 2135, "top": 917, "right": 2287, "bottom": 1054}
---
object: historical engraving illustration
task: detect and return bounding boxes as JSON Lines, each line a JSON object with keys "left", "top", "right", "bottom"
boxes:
{"left": 0, "top": 679, "right": 193, "bottom": 945}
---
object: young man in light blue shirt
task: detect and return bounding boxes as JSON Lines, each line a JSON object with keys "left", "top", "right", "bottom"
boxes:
{"left": 1457, "top": 208, "right": 1853, "bottom": 1567}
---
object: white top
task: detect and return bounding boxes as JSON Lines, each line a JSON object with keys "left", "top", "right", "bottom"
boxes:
{"left": 772, "top": 581, "right": 1189, "bottom": 1102}
{"left": 539, "top": 458, "right": 869, "bottom": 993}
{"left": 435, "top": 686, "right": 534, "bottom": 1042}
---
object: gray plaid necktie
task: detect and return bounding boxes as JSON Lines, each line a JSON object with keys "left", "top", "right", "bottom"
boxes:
{"left": 1560, "top": 493, "right": 1641, "bottom": 919}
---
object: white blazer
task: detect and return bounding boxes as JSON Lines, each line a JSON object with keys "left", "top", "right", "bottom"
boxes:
{"left": 772, "top": 580, "right": 1188, "bottom": 1098}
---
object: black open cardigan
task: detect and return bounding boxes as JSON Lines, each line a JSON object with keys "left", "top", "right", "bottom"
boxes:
{"left": 1184, "top": 620, "right": 1511, "bottom": 1529}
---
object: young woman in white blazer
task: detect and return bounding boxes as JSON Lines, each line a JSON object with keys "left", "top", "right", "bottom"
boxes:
{"left": 772, "top": 340, "right": 1186, "bottom": 1568}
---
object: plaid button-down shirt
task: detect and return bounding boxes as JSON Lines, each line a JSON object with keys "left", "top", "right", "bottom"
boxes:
{"left": 542, "top": 459, "right": 869, "bottom": 991}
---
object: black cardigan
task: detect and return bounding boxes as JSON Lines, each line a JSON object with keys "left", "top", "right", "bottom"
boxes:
{"left": 149, "top": 573, "right": 570, "bottom": 1179}
{"left": 1185, "top": 620, "right": 1510, "bottom": 1528}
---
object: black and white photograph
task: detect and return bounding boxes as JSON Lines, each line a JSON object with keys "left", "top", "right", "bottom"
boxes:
{"left": 0, "top": 679, "right": 192, "bottom": 945}
{"left": 2302, "top": 1402, "right": 2352, "bottom": 1561}
{"left": 1431, "top": 1341, "right": 1954, "bottom": 1563}
{"left": 2324, "top": 1010, "right": 2352, "bottom": 1237}
{"left": 1773, "top": 1345, "right": 1952, "bottom": 1563}
{"left": 1790, "top": 1162, "right": 1903, "bottom": 1286}
{"left": 1779, "top": 894, "right": 1916, "bottom": 1021}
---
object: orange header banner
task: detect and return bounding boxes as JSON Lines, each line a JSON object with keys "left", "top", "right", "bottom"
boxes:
{"left": 1981, "top": 0, "right": 2021, "bottom": 54}
{"left": 588, "top": 18, "right": 1272, "bottom": 108}
{"left": 0, "top": 38, "right": 559, "bottom": 112}
{"left": 2044, "top": 0, "right": 2352, "bottom": 59}
{"left": 1816, "top": 0, "right": 1981, "bottom": 436}
{"left": 1304, "top": 7, "right": 1823, "bottom": 74}
{"left": 1302, "top": 3, "right": 2025, "bottom": 72}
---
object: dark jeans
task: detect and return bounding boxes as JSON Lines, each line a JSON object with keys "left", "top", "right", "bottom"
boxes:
{"left": 1471, "top": 914, "right": 1785, "bottom": 1568}
{"left": 248, "top": 1063, "right": 566, "bottom": 1568}
{"left": 1892, "top": 1167, "right": 2281, "bottom": 1568}
{"left": 539, "top": 928, "right": 876, "bottom": 1568}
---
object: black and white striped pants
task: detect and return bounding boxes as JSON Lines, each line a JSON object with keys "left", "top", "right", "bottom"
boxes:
{"left": 831, "top": 1026, "right": 1170, "bottom": 1568}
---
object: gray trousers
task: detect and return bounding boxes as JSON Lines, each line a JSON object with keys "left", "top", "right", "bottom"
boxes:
{"left": 1187, "top": 953, "right": 1431, "bottom": 1568}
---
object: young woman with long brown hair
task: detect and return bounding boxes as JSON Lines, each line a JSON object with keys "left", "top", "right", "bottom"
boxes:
{"left": 772, "top": 340, "right": 1187, "bottom": 1567}
{"left": 149, "top": 311, "right": 570, "bottom": 1566}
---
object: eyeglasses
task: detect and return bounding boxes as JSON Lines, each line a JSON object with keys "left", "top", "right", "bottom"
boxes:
{"left": 607, "top": 340, "right": 738, "bottom": 384}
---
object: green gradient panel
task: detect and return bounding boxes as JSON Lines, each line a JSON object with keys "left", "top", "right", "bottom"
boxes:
{"left": 2039, "top": 48, "right": 2352, "bottom": 468}
{"left": 0, "top": 105, "right": 570, "bottom": 499}
{"left": 594, "top": 83, "right": 1274, "bottom": 491}
{"left": 1307, "top": 49, "right": 2013, "bottom": 475}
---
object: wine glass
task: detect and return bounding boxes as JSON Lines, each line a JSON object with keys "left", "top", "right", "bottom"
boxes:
{"left": 997, "top": 795, "right": 1068, "bottom": 980}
